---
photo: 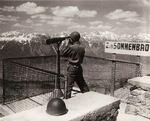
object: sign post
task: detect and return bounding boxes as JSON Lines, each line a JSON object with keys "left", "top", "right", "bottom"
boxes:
{"left": 111, "top": 53, "right": 116, "bottom": 96}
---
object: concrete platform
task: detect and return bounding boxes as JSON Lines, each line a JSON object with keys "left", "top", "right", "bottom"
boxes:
{"left": 0, "top": 91, "right": 120, "bottom": 121}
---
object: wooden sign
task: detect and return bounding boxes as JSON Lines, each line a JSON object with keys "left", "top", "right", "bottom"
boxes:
{"left": 105, "top": 41, "right": 150, "bottom": 56}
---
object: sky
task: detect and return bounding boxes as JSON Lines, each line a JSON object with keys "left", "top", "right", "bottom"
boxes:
{"left": 0, "top": 0, "right": 150, "bottom": 35}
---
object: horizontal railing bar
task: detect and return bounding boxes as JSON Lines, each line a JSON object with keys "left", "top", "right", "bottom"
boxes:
{"left": 2, "top": 55, "right": 140, "bottom": 65}
{"left": 9, "top": 61, "right": 65, "bottom": 77}
{"left": 85, "top": 55, "right": 140, "bottom": 65}
{"left": 2, "top": 55, "right": 56, "bottom": 60}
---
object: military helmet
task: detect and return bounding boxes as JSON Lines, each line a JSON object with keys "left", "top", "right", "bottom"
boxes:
{"left": 46, "top": 98, "right": 68, "bottom": 116}
{"left": 70, "top": 31, "right": 80, "bottom": 42}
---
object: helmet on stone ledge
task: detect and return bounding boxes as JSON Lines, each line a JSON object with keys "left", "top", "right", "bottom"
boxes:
{"left": 46, "top": 98, "right": 68, "bottom": 116}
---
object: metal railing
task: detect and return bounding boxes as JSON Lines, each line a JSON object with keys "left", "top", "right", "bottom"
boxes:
{"left": 82, "top": 56, "right": 141, "bottom": 95}
{"left": 2, "top": 55, "right": 141, "bottom": 104}
{"left": 2, "top": 57, "right": 66, "bottom": 105}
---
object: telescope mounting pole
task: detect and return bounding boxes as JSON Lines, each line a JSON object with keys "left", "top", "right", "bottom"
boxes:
{"left": 49, "top": 42, "right": 64, "bottom": 100}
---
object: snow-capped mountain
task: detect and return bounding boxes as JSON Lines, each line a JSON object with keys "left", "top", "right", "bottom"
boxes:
{"left": 0, "top": 31, "right": 55, "bottom": 59}
{"left": 128, "top": 33, "right": 150, "bottom": 42}
{"left": 0, "top": 30, "right": 150, "bottom": 61}
{"left": 82, "top": 31, "right": 120, "bottom": 44}
{"left": 83, "top": 31, "right": 150, "bottom": 42}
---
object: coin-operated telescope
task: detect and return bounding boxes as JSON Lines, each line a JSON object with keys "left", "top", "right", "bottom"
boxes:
{"left": 46, "top": 36, "right": 70, "bottom": 100}
{"left": 46, "top": 36, "right": 70, "bottom": 45}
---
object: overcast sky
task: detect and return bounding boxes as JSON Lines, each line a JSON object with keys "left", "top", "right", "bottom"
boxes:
{"left": 0, "top": 0, "right": 150, "bottom": 35}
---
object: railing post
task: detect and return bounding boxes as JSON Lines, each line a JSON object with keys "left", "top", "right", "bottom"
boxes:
{"left": 64, "top": 76, "right": 68, "bottom": 99}
{"left": 56, "top": 43, "right": 61, "bottom": 89}
{"left": 111, "top": 53, "right": 116, "bottom": 97}
{"left": 136, "top": 56, "right": 141, "bottom": 77}
{"left": 2, "top": 59, "right": 5, "bottom": 104}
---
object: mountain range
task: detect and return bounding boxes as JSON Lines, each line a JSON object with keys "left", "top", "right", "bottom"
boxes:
{"left": 0, "top": 30, "right": 150, "bottom": 61}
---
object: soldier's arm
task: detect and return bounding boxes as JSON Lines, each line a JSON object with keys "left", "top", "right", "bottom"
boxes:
{"left": 62, "top": 42, "right": 72, "bottom": 57}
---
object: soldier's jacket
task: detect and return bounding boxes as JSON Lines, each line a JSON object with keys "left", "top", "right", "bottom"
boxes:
{"left": 62, "top": 41, "right": 85, "bottom": 64}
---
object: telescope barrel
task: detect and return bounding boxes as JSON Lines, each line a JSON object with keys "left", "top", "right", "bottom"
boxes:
{"left": 46, "top": 37, "right": 69, "bottom": 44}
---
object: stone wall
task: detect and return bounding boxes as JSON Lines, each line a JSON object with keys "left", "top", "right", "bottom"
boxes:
{"left": 82, "top": 100, "right": 120, "bottom": 121}
{"left": 125, "top": 76, "right": 150, "bottom": 119}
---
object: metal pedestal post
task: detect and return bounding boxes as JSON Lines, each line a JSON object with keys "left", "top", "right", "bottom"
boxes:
{"left": 49, "top": 42, "right": 64, "bottom": 100}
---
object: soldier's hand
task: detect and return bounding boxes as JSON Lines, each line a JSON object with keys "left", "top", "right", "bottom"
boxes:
{"left": 59, "top": 38, "right": 69, "bottom": 50}
{"left": 65, "top": 38, "right": 70, "bottom": 46}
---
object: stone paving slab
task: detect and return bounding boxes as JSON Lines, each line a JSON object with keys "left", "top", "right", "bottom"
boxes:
{"left": 6, "top": 98, "right": 40, "bottom": 113}
{"left": 0, "top": 104, "right": 14, "bottom": 116}
{"left": 117, "top": 103, "right": 150, "bottom": 121}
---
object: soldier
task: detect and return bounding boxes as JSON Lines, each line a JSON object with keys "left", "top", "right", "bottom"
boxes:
{"left": 62, "top": 31, "right": 90, "bottom": 99}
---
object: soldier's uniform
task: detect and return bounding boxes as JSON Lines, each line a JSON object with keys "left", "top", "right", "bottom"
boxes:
{"left": 62, "top": 31, "right": 89, "bottom": 99}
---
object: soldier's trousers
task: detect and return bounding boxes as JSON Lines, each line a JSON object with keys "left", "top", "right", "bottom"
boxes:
{"left": 66, "top": 63, "right": 89, "bottom": 99}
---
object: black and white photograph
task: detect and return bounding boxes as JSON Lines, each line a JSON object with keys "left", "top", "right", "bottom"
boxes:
{"left": 0, "top": 0, "right": 150, "bottom": 121}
